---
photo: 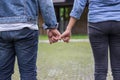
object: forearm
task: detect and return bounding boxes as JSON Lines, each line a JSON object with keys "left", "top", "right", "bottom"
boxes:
{"left": 38, "top": 0, "right": 58, "bottom": 29}
{"left": 66, "top": 17, "right": 77, "bottom": 31}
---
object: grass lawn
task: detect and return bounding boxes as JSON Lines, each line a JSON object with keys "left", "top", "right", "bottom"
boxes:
{"left": 39, "top": 34, "right": 88, "bottom": 40}
{"left": 37, "top": 42, "right": 94, "bottom": 80}
{"left": 12, "top": 41, "right": 113, "bottom": 80}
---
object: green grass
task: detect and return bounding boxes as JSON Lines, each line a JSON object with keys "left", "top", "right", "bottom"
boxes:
{"left": 37, "top": 42, "right": 94, "bottom": 80}
{"left": 39, "top": 35, "right": 48, "bottom": 40}
{"left": 12, "top": 42, "right": 113, "bottom": 80}
{"left": 39, "top": 34, "right": 88, "bottom": 40}
{"left": 71, "top": 34, "right": 88, "bottom": 39}
{"left": 12, "top": 42, "right": 94, "bottom": 80}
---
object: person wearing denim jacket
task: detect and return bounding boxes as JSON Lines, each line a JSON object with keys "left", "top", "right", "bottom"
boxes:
{"left": 61, "top": 0, "right": 120, "bottom": 80}
{"left": 0, "top": 0, "right": 61, "bottom": 80}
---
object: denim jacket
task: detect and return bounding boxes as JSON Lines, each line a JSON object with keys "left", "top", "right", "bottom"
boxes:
{"left": 70, "top": 0, "right": 120, "bottom": 22}
{"left": 0, "top": 0, "right": 58, "bottom": 29}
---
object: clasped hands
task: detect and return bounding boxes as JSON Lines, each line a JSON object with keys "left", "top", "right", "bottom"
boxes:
{"left": 47, "top": 28, "right": 71, "bottom": 44}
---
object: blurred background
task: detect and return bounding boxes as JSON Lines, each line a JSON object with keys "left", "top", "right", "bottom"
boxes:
{"left": 12, "top": 0, "right": 113, "bottom": 80}
{"left": 39, "top": 0, "right": 88, "bottom": 35}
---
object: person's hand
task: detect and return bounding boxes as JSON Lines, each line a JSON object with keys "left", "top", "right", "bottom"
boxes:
{"left": 61, "top": 29, "right": 71, "bottom": 43}
{"left": 47, "top": 29, "right": 61, "bottom": 44}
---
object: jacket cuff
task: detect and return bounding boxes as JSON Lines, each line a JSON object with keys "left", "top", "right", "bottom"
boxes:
{"left": 43, "top": 23, "right": 59, "bottom": 30}
{"left": 70, "top": 12, "right": 81, "bottom": 20}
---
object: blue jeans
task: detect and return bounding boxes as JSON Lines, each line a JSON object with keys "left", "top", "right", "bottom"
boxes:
{"left": 88, "top": 21, "right": 120, "bottom": 80}
{"left": 0, "top": 28, "right": 38, "bottom": 80}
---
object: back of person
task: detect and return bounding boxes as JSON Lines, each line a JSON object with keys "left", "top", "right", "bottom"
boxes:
{"left": 61, "top": 0, "right": 120, "bottom": 80}
{"left": 88, "top": 0, "right": 120, "bottom": 22}
{"left": 70, "top": 0, "right": 120, "bottom": 23}
{"left": 0, "top": 0, "right": 60, "bottom": 80}
{"left": 0, "top": 0, "right": 38, "bottom": 23}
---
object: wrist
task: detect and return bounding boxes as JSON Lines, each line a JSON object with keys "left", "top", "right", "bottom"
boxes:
{"left": 66, "top": 27, "right": 72, "bottom": 31}
{"left": 43, "top": 23, "right": 59, "bottom": 30}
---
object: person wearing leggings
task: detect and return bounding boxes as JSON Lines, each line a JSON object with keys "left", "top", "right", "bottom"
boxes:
{"left": 60, "top": 0, "right": 120, "bottom": 80}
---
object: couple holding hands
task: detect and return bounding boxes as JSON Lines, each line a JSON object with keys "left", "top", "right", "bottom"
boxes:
{"left": 0, "top": 0, "right": 120, "bottom": 80}
{"left": 47, "top": 19, "right": 73, "bottom": 44}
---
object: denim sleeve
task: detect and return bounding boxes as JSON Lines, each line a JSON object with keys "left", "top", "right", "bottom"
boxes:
{"left": 70, "top": 0, "right": 87, "bottom": 20}
{"left": 38, "top": 0, "right": 58, "bottom": 29}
